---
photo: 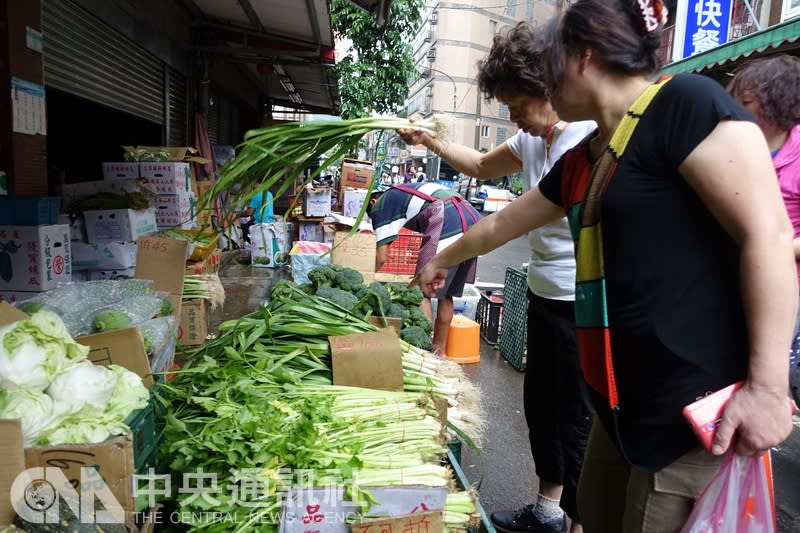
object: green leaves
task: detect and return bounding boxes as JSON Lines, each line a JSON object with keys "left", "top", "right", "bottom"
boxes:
{"left": 330, "top": 0, "right": 425, "bottom": 119}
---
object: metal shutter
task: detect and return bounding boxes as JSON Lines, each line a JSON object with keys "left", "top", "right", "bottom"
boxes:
{"left": 167, "top": 67, "right": 188, "bottom": 146}
{"left": 206, "top": 89, "right": 220, "bottom": 144}
{"left": 42, "top": 0, "right": 164, "bottom": 125}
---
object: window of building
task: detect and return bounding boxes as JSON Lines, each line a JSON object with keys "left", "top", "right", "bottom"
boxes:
{"left": 526, "top": 0, "right": 534, "bottom": 18}
{"left": 490, "top": 20, "right": 497, "bottom": 34}
{"left": 481, "top": 125, "right": 490, "bottom": 138}
{"left": 496, "top": 127, "right": 508, "bottom": 145}
{"left": 505, "top": 0, "right": 515, "bottom": 16}
{"left": 498, "top": 103, "right": 509, "bottom": 119}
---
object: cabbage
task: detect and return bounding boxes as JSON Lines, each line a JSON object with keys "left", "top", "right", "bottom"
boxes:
{"left": 47, "top": 361, "right": 116, "bottom": 412}
{"left": 37, "top": 364, "right": 148, "bottom": 446}
{"left": 105, "top": 365, "right": 149, "bottom": 418}
{"left": 0, "top": 311, "right": 88, "bottom": 390}
{"left": 0, "top": 388, "right": 66, "bottom": 446}
{"left": 36, "top": 414, "right": 130, "bottom": 445}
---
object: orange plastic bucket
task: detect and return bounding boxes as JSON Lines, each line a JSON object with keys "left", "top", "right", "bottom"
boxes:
{"left": 446, "top": 314, "right": 481, "bottom": 364}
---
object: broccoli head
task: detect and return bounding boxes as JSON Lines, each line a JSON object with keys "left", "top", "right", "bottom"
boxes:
{"left": 307, "top": 265, "right": 337, "bottom": 290}
{"left": 334, "top": 268, "right": 364, "bottom": 292}
{"left": 387, "top": 283, "right": 425, "bottom": 307}
{"left": 387, "top": 303, "right": 411, "bottom": 322}
{"left": 400, "top": 326, "right": 432, "bottom": 351}
{"left": 316, "top": 286, "right": 359, "bottom": 311}
{"left": 407, "top": 307, "right": 433, "bottom": 335}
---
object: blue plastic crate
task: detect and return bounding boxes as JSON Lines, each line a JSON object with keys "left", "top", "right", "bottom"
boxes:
{"left": 0, "top": 196, "right": 62, "bottom": 225}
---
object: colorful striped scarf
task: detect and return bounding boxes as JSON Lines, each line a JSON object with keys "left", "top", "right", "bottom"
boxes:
{"left": 561, "top": 77, "right": 672, "bottom": 410}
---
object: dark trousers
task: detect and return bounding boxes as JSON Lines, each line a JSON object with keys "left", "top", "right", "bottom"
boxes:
{"left": 524, "top": 290, "right": 594, "bottom": 520}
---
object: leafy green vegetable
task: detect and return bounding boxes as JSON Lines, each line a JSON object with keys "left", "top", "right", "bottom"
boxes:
{"left": 0, "top": 311, "right": 88, "bottom": 390}
{"left": 0, "top": 388, "right": 64, "bottom": 446}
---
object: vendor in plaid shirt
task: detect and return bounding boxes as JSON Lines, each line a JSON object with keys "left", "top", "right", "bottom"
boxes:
{"left": 368, "top": 182, "right": 480, "bottom": 354}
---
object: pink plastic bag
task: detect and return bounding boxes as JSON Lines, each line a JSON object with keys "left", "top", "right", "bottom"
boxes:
{"left": 681, "top": 452, "right": 775, "bottom": 533}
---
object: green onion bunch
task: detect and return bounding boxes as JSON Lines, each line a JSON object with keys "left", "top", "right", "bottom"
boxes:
{"left": 183, "top": 273, "right": 225, "bottom": 310}
{"left": 196, "top": 115, "right": 453, "bottom": 224}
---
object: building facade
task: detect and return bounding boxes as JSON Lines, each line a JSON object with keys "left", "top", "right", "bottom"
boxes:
{"left": 402, "top": 0, "right": 560, "bottom": 181}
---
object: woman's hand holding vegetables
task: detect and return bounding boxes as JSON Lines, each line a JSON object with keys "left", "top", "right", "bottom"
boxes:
{"left": 410, "top": 256, "right": 449, "bottom": 297}
{"left": 398, "top": 113, "right": 432, "bottom": 146}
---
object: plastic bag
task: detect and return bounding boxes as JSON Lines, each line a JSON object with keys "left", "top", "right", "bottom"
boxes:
{"left": 681, "top": 452, "right": 775, "bottom": 533}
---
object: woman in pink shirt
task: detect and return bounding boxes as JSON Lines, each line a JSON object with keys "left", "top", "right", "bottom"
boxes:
{"left": 729, "top": 55, "right": 800, "bottom": 390}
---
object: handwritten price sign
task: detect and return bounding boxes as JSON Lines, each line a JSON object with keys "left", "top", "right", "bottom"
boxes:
{"left": 330, "top": 330, "right": 404, "bottom": 391}
{"left": 353, "top": 510, "right": 443, "bottom": 533}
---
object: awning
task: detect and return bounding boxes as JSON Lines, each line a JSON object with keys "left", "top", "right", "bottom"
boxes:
{"left": 660, "top": 17, "right": 800, "bottom": 76}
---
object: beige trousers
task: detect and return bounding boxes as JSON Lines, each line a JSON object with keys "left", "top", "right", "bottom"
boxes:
{"left": 577, "top": 420, "right": 723, "bottom": 533}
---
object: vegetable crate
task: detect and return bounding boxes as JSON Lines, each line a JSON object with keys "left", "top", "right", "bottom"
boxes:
{"left": 376, "top": 228, "right": 423, "bottom": 275}
{"left": 0, "top": 195, "right": 61, "bottom": 225}
{"left": 476, "top": 291, "right": 503, "bottom": 344}
{"left": 448, "top": 449, "right": 497, "bottom": 533}
{"left": 126, "top": 396, "right": 158, "bottom": 474}
{"left": 498, "top": 268, "right": 528, "bottom": 372}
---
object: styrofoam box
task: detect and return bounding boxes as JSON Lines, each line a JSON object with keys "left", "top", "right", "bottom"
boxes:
{"left": 304, "top": 188, "right": 332, "bottom": 217}
{"left": 343, "top": 188, "right": 369, "bottom": 218}
{"left": 155, "top": 192, "right": 196, "bottom": 229}
{"left": 71, "top": 241, "right": 137, "bottom": 271}
{"left": 84, "top": 208, "right": 158, "bottom": 243}
{"left": 0, "top": 225, "right": 72, "bottom": 291}
{"left": 102, "top": 162, "right": 140, "bottom": 180}
{"left": 299, "top": 222, "right": 324, "bottom": 242}
{"left": 87, "top": 268, "right": 136, "bottom": 281}
{"left": 140, "top": 162, "right": 191, "bottom": 195}
{"left": 0, "top": 291, "right": 37, "bottom": 304}
{"left": 431, "top": 284, "right": 481, "bottom": 321}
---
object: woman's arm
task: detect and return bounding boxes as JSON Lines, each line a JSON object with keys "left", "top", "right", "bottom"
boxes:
{"left": 680, "top": 119, "right": 797, "bottom": 456}
{"left": 399, "top": 123, "right": 522, "bottom": 179}
{"left": 413, "top": 186, "right": 563, "bottom": 295}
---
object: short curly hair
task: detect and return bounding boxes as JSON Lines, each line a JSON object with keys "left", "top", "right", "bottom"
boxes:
{"left": 476, "top": 21, "right": 547, "bottom": 101}
{"left": 728, "top": 55, "right": 800, "bottom": 131}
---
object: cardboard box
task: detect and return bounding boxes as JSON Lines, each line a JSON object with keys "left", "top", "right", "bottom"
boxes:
{"left": 342, "top": 188, "right": 370, "bottom": 218}
{"left": 177, "top": 298, "right": 209, "bottom": 346}
{"left": 140, "top": 162, "right": 192, "bottom": 195}
{"left": 71, "top": 240, "right": 137, "bottom": 271}
{"left": 299, "top": 221, "right": 324, "bottom": 242}
{"left": 331, "top": 231, "right": 376, "bottom": 283}
{"left": 102, "top": 161, "right": 140, "bottom": 180}
{"left": 341, "top": 158, "right": 374, "bottom": 190}
{"left": 304, "top": 187, "right": 332, "bottom": 217}
{"left": 0, "top": 225, "right": 72, "bottom": 291}
{"left": 154, "top": 192, "right": 195, "bottom": 229}
{"left": 84, "top": 208, "right": 158, "bottom": 243}
{"left": 185, "top": 248, "right": 222, "bottom": 275}
{"left": 194, "top": 180, "right": 214, "bottom": 227}
{"left": 330, "top": 329, "right": 404, "bottom": 391}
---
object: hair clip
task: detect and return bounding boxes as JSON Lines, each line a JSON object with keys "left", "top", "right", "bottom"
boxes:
{"left": 637, "top": 0, "right": 668, "bottom": 32}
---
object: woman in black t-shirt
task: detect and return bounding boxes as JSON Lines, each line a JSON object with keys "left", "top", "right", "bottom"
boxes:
{"left": 413, "top": 1, "right": 797, "bottom": 531}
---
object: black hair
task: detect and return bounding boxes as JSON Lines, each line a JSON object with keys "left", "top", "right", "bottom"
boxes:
{"left": 540, "top": 0, "right": 666, "bottom": 97}
{"left": 477, "top": 21, "right": 547, "bottom": 100}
